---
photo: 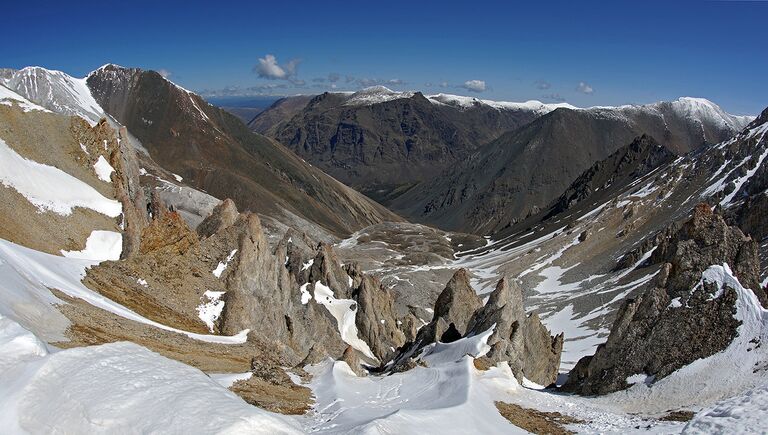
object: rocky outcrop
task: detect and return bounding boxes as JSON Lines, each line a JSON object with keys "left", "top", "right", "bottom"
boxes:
{"left": 191, "top": 204, "right": 406, "bottom": 367}
{"left": 650, "top": 203, "right": 763, "bottom": 304}
{"left": 418, "top": 269, "right": 483, "bottom": 344}
{"left": 196, "top": 198, "right": 238, "bottom": 239}
{"left": 521, "top": 313, "right": 564, "bottom": 386}
{"left": 392, "top": 270, "right": 563, "bottom": 385}
{"left": 564, "top": 204, "right": 762, "bottom": 395}
{"left": 216, "top": 214, "right": 343, "bottom": 363}
{"left": 140, "top": 193, "right": 199, "bottom": 257}
{"left": 466, "top": 278, "right": 563, "bottom": 386}
{"left": 467, "top": 278, "right": 525, "bottom": 368}
{"left": 341, "top": 345, "right": 367, "bottom": 377}
{"left": 351, "top": 274, "right": 406, "bottom": 362}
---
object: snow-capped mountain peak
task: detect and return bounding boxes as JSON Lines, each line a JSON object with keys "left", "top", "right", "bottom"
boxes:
{"left": 2, "top": 66, "right": 106, "bottom": 126}
{"left": 427, "top": 92, "right": 578, "bottom": 114}
{"left": 667, "top": 96, "right": 754, "bottom": 131}
{"left": 343, "top": 86, "right": 417, "bottom": 106}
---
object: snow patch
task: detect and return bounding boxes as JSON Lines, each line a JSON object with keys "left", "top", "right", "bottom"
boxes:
{"left": 197, "top": 290, "right": 226, "bottom": 333}
{"left": 212, "top": 249, "right": 237, "bottom": 278}
{"left": 60, "top": 230, "right": 122, "bottom": 261}
{"left": 299, "top": 283, "right": 312, "bottom": 305}
{"left": 92, "top": 155, "right": 115, "bottom": 183}
{"left": 0, "top": 137, "right": 122, "bottom": 217}
{"left": 313, "top": 281, "right": 378, "bottom": 362}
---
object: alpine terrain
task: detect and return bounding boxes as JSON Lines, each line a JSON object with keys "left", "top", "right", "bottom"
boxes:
{"left": 1, "top": 2, "right": 766, "bottom": 433}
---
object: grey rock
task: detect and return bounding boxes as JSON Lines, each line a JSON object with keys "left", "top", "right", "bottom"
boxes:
{"left": 197, "top": 198, "right": 239, "bottom": 239}
{"left": 564, "top": 204, "right": 761, "bottom": 395}
{"left": 422, "top": 268, "right": 483, "bottom": 343}
{"left": 522, "top": 313, "right": 564, "bottom": 387}
{"left": 391, "top": 272, "right": 563, "bottom": 383}
{"left": 341, "top": 345, "right": 367, "bottom": 377}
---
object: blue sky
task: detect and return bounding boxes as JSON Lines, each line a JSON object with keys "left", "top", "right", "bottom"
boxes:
{"left": 2, "top": 0, "right": 766, "bottom": 114}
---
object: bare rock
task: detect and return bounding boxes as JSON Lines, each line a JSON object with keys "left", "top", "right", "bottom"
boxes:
{"left": 341, "top": 346, "right": 367, "bottom": 377}
{"left": 139, "top": 194, "right": 199, "bottom": 257}
{"left": 197, "top": 198, "right": 239, "bottom": 239}
{"left": 467, "top": 278, "right": 525, "bottom": 374}
{"left": 564, "top": 205, "right": 760, "bottom": 395}
{"left": 522, "top": 313, "right": 564, "bottom": 386}
{"left": 352, "top": 275, "right": 406, "bottom": 362}
{"left": 425, "top": 268, "right": 483, "bottom": 342}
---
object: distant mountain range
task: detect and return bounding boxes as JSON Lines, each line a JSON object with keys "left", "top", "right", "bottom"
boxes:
{"left": 250, "top": 86, "right": 753, "bottom": 233}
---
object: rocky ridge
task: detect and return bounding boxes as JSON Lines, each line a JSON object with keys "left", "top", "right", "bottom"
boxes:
{"left": 564, "top": 204, "right": 762, "bottom": 395}
{"left": 392, "top": 268, "right": 563, "bottom": 386}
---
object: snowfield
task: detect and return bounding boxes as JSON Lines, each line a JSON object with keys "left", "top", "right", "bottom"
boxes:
{"left": 0, "top": 315, "right": 301, "bottom": 434}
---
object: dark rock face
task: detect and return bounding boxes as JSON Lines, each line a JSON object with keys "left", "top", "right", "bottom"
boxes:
{"left": 257, "top": 91, "right": 540, "bottom": 204}
{"left": 86, "top": 64, "right": 400, "bottom": 237}
{"left": 392, "top": 270, "right": 563, "bottom": 385}
{"left": 564, "top": 205, "right": 761, "bottom": 395}
{"left": 247, "top": 95, "right": 313, "bottom": 136}
{"left": 547, "top": 134, "right": 675, "bottom": 218}
{"left": 389, "top": 106, "right": 746, "bottom": 234}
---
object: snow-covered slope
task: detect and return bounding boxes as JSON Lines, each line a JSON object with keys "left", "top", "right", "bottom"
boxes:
{"left": 0, "top": 137, "right": 122, "bottom": 217}
{"left": 0, "top": 85, "right": 51, "bottom": 113}
{"left": 428, "top": 92, "right": 577, "bottom": 113}
{"left": 1, "top": 67, "right": 106, "bottom": 126}
{"left": 337, "top": 86, "right": 753, "bottom": 131}
{"left": 0, "top": 315, "right": 300, "bottom": 434}
{"left": 343, "top": 86, "right": 417, "bottom": 106}
{"left": 602, "top": 97, "right": 754, "bottom": 134}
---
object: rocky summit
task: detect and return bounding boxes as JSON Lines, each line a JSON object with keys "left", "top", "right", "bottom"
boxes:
{"left": 1, "top": 5, "right": 766, "bottom": 432}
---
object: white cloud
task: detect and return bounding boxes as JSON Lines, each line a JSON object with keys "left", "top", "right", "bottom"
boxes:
{"left": 461, "top": 79, "right": 486, "bottom": 92}
{"left": 577, "top": 81, "right": 594, "bottom": 94}
{"left": 254, "top": 54, "right": 300, "bottom": 80}
{"left": 157, "top": 69, "right": 172, "bottom": 79}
